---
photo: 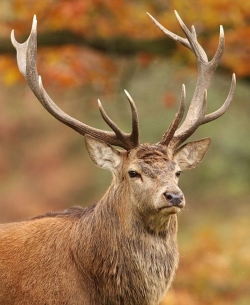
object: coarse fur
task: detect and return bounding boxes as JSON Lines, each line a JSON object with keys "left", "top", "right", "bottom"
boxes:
{"left": 0, "top": 139, "right": 210, "bottom": 305}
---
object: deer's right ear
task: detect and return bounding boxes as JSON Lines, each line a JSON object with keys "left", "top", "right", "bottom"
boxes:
{"left": 84, "top": 135, "right": 122, "bottom": 171}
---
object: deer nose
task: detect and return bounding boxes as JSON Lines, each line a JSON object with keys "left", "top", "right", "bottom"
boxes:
{"left": 164, "top": 192, "right": 184, "bottom": 207}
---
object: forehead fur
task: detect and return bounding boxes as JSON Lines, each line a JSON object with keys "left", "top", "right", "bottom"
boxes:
{"left": 132, "top": 144, "right": 170, "bottom": 163}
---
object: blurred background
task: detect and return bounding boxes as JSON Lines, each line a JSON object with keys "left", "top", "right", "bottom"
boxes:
{"left": 0, "top": 0, "right": 249, "bottom": 304}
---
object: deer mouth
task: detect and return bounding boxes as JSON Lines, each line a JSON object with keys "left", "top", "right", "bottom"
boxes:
{"left": 158, "top": 205, "right": 182, "bottom": 214}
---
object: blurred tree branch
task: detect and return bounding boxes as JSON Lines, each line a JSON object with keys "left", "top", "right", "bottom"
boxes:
{"left": 0, "top": 30, "right": 176, "bottom": 56}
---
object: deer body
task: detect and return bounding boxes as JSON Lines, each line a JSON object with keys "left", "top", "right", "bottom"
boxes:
{"left": 0, "top": 213, "right": 87, "bottom": 305}
{"left": 0, "top": 209, "right": 177, "bottom": 305}
{"left": 0, "top": 11, "right": 235, "bottom": 305}
{"left": 0, "top": 143, "right": 184, "bottom": 305}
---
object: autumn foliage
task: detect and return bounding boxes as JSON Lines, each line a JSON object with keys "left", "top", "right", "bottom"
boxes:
{"left": 0, "top": 0, "right": 250, "bottom": 88}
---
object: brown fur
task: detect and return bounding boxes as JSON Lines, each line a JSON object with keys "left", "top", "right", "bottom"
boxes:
{"left": 0, "top": 140, "right": 210, "bottom": 305}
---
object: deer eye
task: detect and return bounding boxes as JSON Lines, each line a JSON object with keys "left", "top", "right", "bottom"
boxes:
{"left": 175, "top": 171, "right": 182, "bottom": 178}
{"left": 128, "top": 170, "right": 140, "bottom": 178}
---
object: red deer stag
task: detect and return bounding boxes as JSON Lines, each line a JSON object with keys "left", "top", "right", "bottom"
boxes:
{"left": 0, "top": 11, "right": 235, "bottom": 305}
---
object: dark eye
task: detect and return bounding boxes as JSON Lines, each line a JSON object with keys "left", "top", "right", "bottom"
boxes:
{"left": 175, "top": 171, "right": 181, "bottom": 178}
{"left": 128, "top": 170, "right": 140, "bottom": 178}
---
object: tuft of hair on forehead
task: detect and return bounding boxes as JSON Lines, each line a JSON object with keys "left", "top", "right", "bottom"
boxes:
{"left": 134, "top": 144, "right": 170, "bottom": 163}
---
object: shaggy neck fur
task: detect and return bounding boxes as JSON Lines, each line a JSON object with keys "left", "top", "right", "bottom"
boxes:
{"left": 72, "top": 182, "right": 179, "bottom": 305}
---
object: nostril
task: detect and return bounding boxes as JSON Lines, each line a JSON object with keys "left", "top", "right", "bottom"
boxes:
{"left": 164, "top": 192, "right": 183, "bottom": 206}
{"left": 165, "top": 194, "right": 173, "bottom": 201}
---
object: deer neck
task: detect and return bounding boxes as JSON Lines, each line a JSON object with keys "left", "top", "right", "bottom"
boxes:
{"left": 70, "top": 182, "right": 179, "bottom": 304}
{"left": 75, "top": 179, "right": 178, "bottom": 255}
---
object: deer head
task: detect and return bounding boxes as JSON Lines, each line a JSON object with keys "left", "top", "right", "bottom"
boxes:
{"left": 10, "top": 12, "right": 236, "bottom": 233}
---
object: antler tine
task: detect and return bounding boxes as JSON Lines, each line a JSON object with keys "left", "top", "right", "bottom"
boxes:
{"left": 146, "top": 12, "right": 191, "bottom": 50}
{"left": 170, "top": 89, "right": 208, "bottom": 151}
{"left": 174, "top": 11, "right": 209, "bottom": 62}
{"left": 124, "top": 90, "right": 140, "bottom": 146}
{"left": 11, "top": 15, "right": 139, "bottom": 151}
{"left": 148, "top": 11, "right": 236, "bottom": 150}
{"left": 159, "top": 84, "right": 186, "bottom": 146}
{"left": 202, "top": 73, "right": 236, "bottom": 124}
{"left": 97, "top": 91, "right": 139, "bottom": 149}
{"left": 211, "top": 25, "right": 225, "bottom": 65}
{"left": 97, "top": 99, "right": 124, "bottom": 137}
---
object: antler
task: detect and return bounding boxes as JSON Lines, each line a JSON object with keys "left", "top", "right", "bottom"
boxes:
{"left": 147, "top": 11, "right": 236, "bottom": 151}
{"left": 11, "top": 15, "right": 139, "bottom": 151}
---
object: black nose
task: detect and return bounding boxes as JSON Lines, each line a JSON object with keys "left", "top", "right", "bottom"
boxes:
{"left": 164, "top": 192, "right": 184, "bottom": 207}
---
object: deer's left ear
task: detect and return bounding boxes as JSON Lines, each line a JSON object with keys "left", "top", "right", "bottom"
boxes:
{"left": 173, "top": 138, "right": 211, "bottom": 171}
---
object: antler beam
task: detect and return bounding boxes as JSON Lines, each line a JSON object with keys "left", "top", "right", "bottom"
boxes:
{"left": 11, "top": 15, "right": 139, "bottom": 151}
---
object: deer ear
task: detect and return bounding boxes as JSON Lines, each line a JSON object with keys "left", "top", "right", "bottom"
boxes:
{"left": 84, "top": 135, "right": 122, "bottom": 171}
{"left": 173, "top": 138, "right": 211, "bottom": 171}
